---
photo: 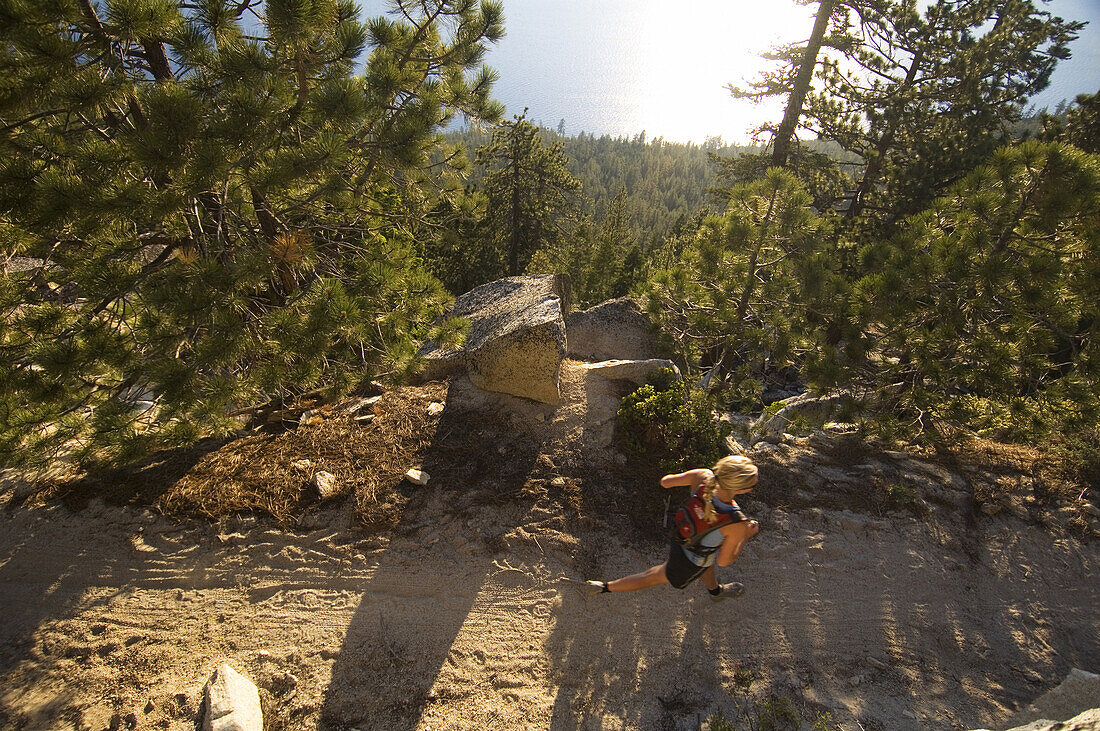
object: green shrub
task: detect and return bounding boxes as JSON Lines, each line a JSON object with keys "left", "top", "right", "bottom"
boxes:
{"left": 757, "top": 696, "right": 799, "bottom": 731}
{"left": 731, "top": 662, "right": 755, "bottom": 693}
{"left": 882, "top": 481, "right": 918, "bottom": 512}
{"left": 617, "top": 368, "right": 729, "bottom": 469}
{"left": 705, "top": 710, "right": 736, "bottom": 731}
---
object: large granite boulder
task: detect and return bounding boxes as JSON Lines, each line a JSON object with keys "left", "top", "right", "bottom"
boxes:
{"left": 418, "top": 275, "right": 569, "bottom": 404}
{"left": 565, "top": 296, "right": 658, "bottom": 362}
{"left": 985, "top": 709, "right": 1100, "bottom": 731}
{"left": 751, "top": 390, "right": 855, "bottom": 441}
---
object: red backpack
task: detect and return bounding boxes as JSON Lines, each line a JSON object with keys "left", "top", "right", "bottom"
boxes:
{"left": 673, "top": 485, "right": 748, "bottom": 553}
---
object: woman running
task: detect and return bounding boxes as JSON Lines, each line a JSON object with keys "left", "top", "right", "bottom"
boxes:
{"left": 568, "top": 455, "right": 760, "bottom": 601}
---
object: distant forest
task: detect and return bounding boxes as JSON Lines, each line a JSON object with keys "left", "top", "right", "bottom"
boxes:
{"left": 447, "top": 127, "right": 735, "bottom": 248}
{"left": 446, "top": 127, "right": 866, "bottom": 256}
{"left": 1, "top": 0, "right": 1097, "bottom": 482}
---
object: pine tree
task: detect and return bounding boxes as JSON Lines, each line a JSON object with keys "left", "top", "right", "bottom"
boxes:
{"left": 0, "top": 0, "right": 505, "bottom": 469}
{"left": 723, "top": 0, "right": 857, "bottom": 207}
{"left": 854, "top": 142, "right": 1099, "bottom": 448}
{"left": 419, "top": 185, "right": 498, "bottom": 296}
{"left": 579, "top": 186, "right": 638, "bottom": 305}
{"left": 805, "top": 0, "right": 1082, "bottom": 229}
{"left": 476, "top": 111, "right": 582, "bottom": 277}
{"left": 769, "top": 0, "right": 839, "bottom": 169}
{"left": 1042, "top": 90, "right": 1100, "bottom": 153}
{"left": 642, "top": 169, "right": 846, "bottom": 407}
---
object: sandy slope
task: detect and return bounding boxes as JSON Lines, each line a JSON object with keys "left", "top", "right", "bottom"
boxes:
{"left": 1, "top": 363, "right": 1097, "bottom": 731}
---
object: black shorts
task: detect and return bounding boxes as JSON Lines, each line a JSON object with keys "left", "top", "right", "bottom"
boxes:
{"left": 665, "top": 539, "right": 709, "bottom": 589}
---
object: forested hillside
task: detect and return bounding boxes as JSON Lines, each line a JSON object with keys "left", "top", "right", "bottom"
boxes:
{"left": 1, "top": 0, "right": 1097, "bottom": 484}
{"left": 447, "top": 127, "right": 735, "bottom": 248}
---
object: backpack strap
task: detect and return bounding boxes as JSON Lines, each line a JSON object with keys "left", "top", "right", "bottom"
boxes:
{"left": 673, "top": 483, "right": 751, "bottom": 554}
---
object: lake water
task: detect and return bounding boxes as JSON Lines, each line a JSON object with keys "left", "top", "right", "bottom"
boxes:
{"left": 358, "top": 0, "right": 1100, "bottom": 144}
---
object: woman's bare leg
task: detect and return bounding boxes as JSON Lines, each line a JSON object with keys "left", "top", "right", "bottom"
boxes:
{"left": 606, "top": 562, "right": 670, "bottom": 592}
{"left": 699, "top": 565, "right": 718, "bottom": 591}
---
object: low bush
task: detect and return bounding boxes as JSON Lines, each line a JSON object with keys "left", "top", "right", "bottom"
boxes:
{"left": 617, "top": 368, "right": 729, "bottom": 470}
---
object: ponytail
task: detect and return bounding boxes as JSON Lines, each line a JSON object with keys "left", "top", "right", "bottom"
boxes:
{"left": 701, "top": 473, "right": 719, "bottom": 523}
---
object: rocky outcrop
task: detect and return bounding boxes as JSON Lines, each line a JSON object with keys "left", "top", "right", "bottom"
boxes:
{"left": 204, "top": 663, "right": 262, "bottom": 731}
{"left": 565, "top": 297, "right": 658, "bottom": 362}
{"left": 971, "top": 669, "right": 1100, "bottom": 731}
{"left": 983, "top": 709, "right": 1100, "bottom": 731}
{"left": 751, "top": 390, "right": 855, "bottom": 441}
{"left": 574, "top": 358, "right": 678, "bottom": 385}
{"left": 418, "top": 275, "right": 570, "bottom": 404}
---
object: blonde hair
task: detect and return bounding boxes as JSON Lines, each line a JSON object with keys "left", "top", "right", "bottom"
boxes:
{"left": 701, "top": 456, "right": 758, "bottom": 523}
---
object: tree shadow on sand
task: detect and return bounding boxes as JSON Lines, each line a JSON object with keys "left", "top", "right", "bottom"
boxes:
{"left": 318, "top": 383, "right": 548, "bottom": 730}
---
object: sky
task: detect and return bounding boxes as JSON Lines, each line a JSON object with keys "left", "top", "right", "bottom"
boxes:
{"left": 358, "top": 1, "right": 1099, "bottom": 144}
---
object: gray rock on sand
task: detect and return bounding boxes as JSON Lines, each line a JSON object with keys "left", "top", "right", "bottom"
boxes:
{"left": 970, "top": 669, "right": 1100, "bottom": 731}
{"left": 970, "top": 709, "right": 1100, "bottom": 731}
{"left": 752, "top": 390, "right": 854, "bottom": 440}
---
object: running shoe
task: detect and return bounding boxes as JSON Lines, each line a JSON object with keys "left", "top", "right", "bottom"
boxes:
{"left": 562, "top": 577, "right": 607, "bottom": 597}
{"left": 709, "top": 582, "right": 744, "bottom": 602}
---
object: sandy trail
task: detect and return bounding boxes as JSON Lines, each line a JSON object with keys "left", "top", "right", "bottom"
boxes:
{"left": 0, "top": 363, "right": 1097, "bottom": 731}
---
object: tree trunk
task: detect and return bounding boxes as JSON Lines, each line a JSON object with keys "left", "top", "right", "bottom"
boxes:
{"left": 142, "top": 38, "right": 174, "bottom": 82}
{"left": 508, "top": 135, "right": 521, "bottom": 276}
{"left": 846, "top": 49, "right": 923, "bottom": 219}
{"left": 251, "top": 187, "right": 280, "bottom": 241}
{"left": 78, "top": 0, "right": 148, "bottom": 130}
{"left": 735, "top": 187, "right": 779, "bottom": 324}
{"left": 771, "top": 0, "right": 836, "bottom": 169}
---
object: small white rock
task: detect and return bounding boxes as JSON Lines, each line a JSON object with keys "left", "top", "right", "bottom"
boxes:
{"left": 312, "top": 471, "right": 340, "bottom": 500}
{"left": 298, "top": 410, "right": 324, "bottom": 427}
{"left": 131, "top": 534, "right": 158, "bottom": 553}
{"left": 405, "top": 468, "right": 430, "bottom": 486}
{"left": 427, "top": 402, "right": 445, "bottom": 416}
{"left": 724, "top": 435, "right": 746, "bottom": 455}
{"left": 347, "top": 396, "right": 381, "bottom": 414}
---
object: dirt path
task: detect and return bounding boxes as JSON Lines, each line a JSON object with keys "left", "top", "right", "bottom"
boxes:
{"left": 1, "top": 364, "right": 1097, "bottom": 731}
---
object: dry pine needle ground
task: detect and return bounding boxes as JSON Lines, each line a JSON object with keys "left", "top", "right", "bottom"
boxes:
{"left": 156, "top": 383, "right": 448, "bottom": 527}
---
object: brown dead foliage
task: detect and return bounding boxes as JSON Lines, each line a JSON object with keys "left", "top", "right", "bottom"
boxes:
{"left": 946, "top": 435, "right": 1086, "bottom": 502}
{"left": 157, "top": 383, "right": 448, "bottom": 527}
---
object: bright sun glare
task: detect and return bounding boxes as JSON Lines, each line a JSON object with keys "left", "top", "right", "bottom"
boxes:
{"left": 636, "top": 1, "right": 816, "bottom": 144}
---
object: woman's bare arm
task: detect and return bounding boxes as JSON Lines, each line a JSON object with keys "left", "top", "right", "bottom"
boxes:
{"left": 716, "top": 520, "right": 760, "bottom": 567}
{"left": 660, "top": 468, "right": 712, "bottom": 489}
